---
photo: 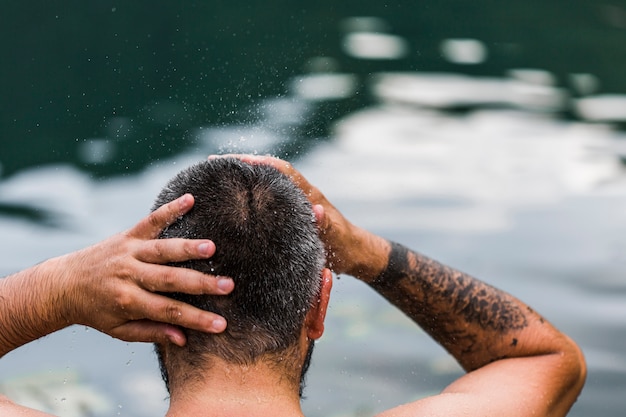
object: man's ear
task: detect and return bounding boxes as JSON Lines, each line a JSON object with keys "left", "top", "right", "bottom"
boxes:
{"left": 306, "top": 268, "right": 332, "bottom": 340}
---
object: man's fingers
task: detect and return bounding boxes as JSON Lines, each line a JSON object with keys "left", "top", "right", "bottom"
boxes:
{"left": 111, "top": 321, "right": 188, "bottom": 346}
{"left": 129, "top": 193, "right": 195, "bottom": 239}
{"left": 133, "top": 263, "right": 234, "bottom": 295}
{"left": 134, "top": 293, "right": 228, "bottom": 334}
{"left": 136, "top": 238, "right": 216, "bottom": 264}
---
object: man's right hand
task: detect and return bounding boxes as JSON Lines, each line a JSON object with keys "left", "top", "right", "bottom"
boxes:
{"left": 59, "top": 193, "right": 234, "bottom": 346}
{"left": 211, "top": 154, "right": 390, "bottom": 281}
{"left": 0, "top": 193, "right": 234, "bottom": 358}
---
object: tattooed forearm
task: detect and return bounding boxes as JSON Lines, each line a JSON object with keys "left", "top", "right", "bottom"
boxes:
{"left": 370, "top": 242, "right": 532, "bottom": 370}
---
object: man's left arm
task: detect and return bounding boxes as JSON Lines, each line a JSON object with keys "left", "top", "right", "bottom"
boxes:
{"left": 232, "top": 154, "right": 586, "bottom": 417}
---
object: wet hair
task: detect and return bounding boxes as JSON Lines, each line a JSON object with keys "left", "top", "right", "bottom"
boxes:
{"left": 152, "top": 158, "right": 325, "bottom": 393}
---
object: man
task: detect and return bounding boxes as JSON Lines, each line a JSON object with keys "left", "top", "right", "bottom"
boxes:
{"left": 0, "top": 155, "right": 585, "bottom": 416}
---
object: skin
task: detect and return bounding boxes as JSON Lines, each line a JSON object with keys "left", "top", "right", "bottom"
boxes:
{"left": 0, "top": 157, "right": 586, "bottom": 417}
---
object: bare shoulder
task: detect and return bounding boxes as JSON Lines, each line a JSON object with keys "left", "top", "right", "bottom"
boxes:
{"left": 373, "top": 353, "right": 585, "bottom": 417}
{"left": 374, "top": 392, "right": 474, "bottom": 417}
{"left": 0, "top": 395, "right": 56, "bottom": 416}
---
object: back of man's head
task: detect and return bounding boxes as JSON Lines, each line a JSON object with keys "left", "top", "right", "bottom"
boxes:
{"left": 152, "top": 158, "right": 325, "bottom": 391}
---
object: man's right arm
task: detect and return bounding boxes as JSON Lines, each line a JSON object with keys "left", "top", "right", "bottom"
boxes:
{"left": 235, "top": 154, "right": 586, "bottom": 417}
{"left": 0, "top": 193, "right": 233, "bottom": 416}
{"left": 0, "top": 194, "right": 231, "bottom": 359}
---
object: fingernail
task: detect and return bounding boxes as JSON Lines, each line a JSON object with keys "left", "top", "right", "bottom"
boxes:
{"left": 217, "top": 278, "right": 234, "bottom": 293}
{"left": 166, "top": 330, "right": 186, "bottom": 347}
{"left": 212, "top": 317, "right": 227, "bottom": 332}
{"left": 178, "top": 193, "right": 192, "bottom": 209}
{"left": 198, "top": 242, "right": 212, "bottom": 256}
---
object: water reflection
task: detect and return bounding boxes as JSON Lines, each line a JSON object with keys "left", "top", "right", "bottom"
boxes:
{"left": 576, "top": 95, "right": 626, "bottom": 123}
{"left": 440, "top": 38, "right": 488, "bottom": 65}
{"left": 0, "top": 370, "right": 112, "bottom": 417}
{"left": 372, "top": 72, "right": 567, "bottom": 111}
{"left": 340, "top": 16, "right": 410, "bottom": 61}
{"left": 343, "top": 32, "right": 409, "bottom": 60}
{"left": 291, "top": 73, "right": 358, "bottom": 101}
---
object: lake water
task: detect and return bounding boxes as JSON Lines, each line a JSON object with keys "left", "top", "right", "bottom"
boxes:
{"left": 2, "top": 2, "right": 626, "bottom": 416}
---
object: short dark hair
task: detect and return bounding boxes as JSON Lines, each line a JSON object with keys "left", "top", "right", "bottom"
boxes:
{"left": 152, "top": 158, "right": 325, "bottom": 391}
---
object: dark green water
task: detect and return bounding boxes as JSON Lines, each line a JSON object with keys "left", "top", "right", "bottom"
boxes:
{"left": 2, "top": 1, "right": 626, "bottom": 179}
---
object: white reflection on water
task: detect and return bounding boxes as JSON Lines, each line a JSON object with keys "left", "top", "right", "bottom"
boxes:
{"left": 290, "top": 73, "right": 358, "bottom": 101}
{"left": 569, "top": 73, "right": 600, "bottom": 96}
{"left": 342, "top": 32, "right": 409, "bottom": 60}
{"left": 340, "top": 16, "right": 408, "bottom": 60}
{"left": 2, "top": 70, "right": 626, "bottom": 416}
{"left": 575, "top": 94, "right": 626, "bottom": 122}
{"left": 302, "top": 105, "right": 623, "bottom": 233}
{"left": 507, "top": 68, "right": 556, "bottom": 86}
{"left": 0, "top": 370, "right": 112, "bottom": 417}
{"left": 440, "top": 38, "right": 488, "bottom": 65}
{"left": 372, "top": 72, "right": 568, "bottom": 111}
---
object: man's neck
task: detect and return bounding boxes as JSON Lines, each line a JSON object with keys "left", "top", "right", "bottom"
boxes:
{"left": 165, "top": 359, "right": 305, "bottom": 417}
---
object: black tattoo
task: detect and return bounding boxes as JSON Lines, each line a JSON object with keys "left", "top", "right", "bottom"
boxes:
{"left": 370, "top": 242, "right": 529, "bottom": 369}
